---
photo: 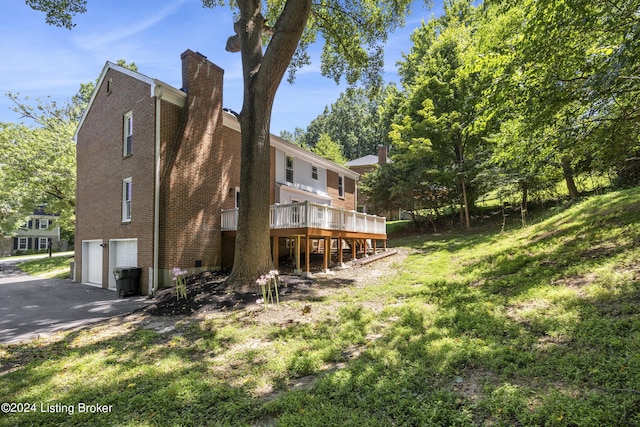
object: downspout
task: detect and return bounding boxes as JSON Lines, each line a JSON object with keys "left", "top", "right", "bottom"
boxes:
{"left": 152, "top": 88, "right": 162, "bottom": 295}
{"left": 354, "top": 177, "right": 358, "bottom": 211}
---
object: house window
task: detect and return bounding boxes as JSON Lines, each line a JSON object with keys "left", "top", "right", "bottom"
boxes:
{"left": 286, "top": 156, "right": 294, "bottom": 183}
{"left": 338, "top": 175, "right": 344, "bottom": 198}
{"left": 18, "top": 237, "right": 28, "bottom": 251}
{"left": 39, "top": 238, "right": 49, "bottom": 250}
{"left": 107, "top": 78, "right": 113, "bottom": 94}
{"left": 39, "top": 219, "right": 48, "bottom": 229}
{"left": 122, "top": 178, "right": 132, "bottom": 222}
{"left": 311, "top": 166, "right": 318, "bottom": 180}
{"left": 123, "top": 111, "right": 133, "bottom": 156}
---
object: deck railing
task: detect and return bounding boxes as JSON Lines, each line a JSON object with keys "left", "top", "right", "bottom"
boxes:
{"left": 221, "top": 201, "right": 386, "bottom": 235}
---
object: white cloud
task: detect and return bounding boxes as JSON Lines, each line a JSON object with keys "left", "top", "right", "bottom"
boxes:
{"left": 73, "top": 0, "right": 189, "bottom": 50}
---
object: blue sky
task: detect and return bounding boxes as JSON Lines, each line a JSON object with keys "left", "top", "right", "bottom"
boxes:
{"left": 0, "top": 1, "right": 443, "bottom": 135}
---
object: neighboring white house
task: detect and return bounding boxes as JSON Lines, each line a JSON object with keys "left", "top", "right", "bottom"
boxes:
{"left": 1, "top": 207, "right": 63, "bottom": 256}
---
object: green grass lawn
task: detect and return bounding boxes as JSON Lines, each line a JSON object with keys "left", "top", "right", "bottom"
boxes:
{"left": 1, "top": 189, "right": 640, "bottom": 426}
{"left": 386, "top": 219, "right": 412, "bottom": 234}
{"left": 16, "top": 253, "right": 74, "bottom": 279}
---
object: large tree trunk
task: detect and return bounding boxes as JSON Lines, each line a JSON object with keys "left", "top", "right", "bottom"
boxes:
{"left": 226, "top": 0, "right": 311, "bottom": 291}
{"left": 229, "top": 98, "right": 275, "bottom": 289}
{"left": 561, "top": 156, "right": 580, "bottom": 200}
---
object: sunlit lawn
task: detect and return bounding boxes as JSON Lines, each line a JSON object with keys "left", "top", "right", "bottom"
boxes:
{"left": 16, "top": 253, "right": 74, "bottom": 279}
{"left": 1, "top": 189, "right": 639, "bottom": 426}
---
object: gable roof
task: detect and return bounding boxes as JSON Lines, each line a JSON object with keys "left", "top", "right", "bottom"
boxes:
{"left": 73, "top": 61, "right": 186, "bottom": 143}
{"left": 74, "top": 56, "right": 358, "bottom": 181}
{"left": 345, "top": 155, "right": 380, "bottom": 167}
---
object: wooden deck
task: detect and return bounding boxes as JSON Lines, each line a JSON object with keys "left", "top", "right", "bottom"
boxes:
{"left": 221, "top": 201, "right": 387, "bottom": 275}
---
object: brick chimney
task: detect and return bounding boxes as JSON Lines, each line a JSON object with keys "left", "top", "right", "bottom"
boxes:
{"left": 180, "top": 49, "right": 224, "bottom": 97}
{"left": 377, "top": 144, "right": 388, "bottom": 166}
{"left": 161, "top": 50, "right": 226, "bottom": 274}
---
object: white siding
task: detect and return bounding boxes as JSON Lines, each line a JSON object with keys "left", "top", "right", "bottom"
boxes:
{"left": 275, "top": 148, "right": 328, "bottom": 202}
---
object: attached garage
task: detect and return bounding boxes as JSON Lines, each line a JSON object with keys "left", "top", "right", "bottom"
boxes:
{"left": 82, "top": 240, "right": 103, "bottom": 287}
{"left": 108, "top": 239, "right": 138, "bottom": 290}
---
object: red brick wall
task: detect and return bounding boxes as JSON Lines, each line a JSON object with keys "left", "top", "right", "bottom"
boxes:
{"left": 159, "top": 50, "right": 225, "bottom": 278}
{"left": 348, "top": 164, "right": 374, "bottom": 211}
{"left": 216, "top": 125, "right": 276, "bottom": 210}
{"left": 326, "top": 170, "right": 356, "bottom": 210}
{"left": 76, "top": 68, "right": 157, "bottom": 292}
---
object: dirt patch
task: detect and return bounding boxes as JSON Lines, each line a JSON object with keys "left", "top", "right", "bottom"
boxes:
{"left": 143, "top": 249, "right": 407, "bottom": 318}
{"left": 553, "top": 273, "right": 598, "bottom": 297}
{"left": 452, "top": 368, "right": 500, "bottom": 402}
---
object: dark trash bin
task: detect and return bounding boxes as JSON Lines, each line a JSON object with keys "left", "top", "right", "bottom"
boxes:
{"left": 113, "top": 266, "right": 141, "bottom": 298}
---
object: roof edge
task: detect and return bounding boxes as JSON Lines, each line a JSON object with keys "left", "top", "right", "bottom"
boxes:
{"left": 222, "top": 111, "right": 359, "bottom": 180}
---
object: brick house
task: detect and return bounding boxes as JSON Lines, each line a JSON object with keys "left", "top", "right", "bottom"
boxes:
{"left": 74, "top": 49, "right": 385, "bottom": 294}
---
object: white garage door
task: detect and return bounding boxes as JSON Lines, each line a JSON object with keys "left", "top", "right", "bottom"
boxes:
{"left": 83, "top": 241, "right": 103, "bottom": 286}
{"left": 108, "top": 239, "right": 138, "bottom": 290}
{"left": 114, "top": 240, "right": 137, "bottom": 267}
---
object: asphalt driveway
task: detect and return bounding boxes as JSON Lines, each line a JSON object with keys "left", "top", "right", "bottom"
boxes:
{"left": 0, "top": 257, "right": 151, "bottom": 344}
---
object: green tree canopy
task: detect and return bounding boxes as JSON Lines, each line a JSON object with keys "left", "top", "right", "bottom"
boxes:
{"left": 311, "top": 133, "right": 347, "bottom": 165}
{"left": 0, "top": 97, "right": 77, "bottom": 238}
{"left": 0, "top": 60, "right": 137, "bottom": 240}
{"left": 386, "top": 0, "right": 489, "bottom": 229}
{"left": 298, "top": 87, "right": 393, "bottom": 160}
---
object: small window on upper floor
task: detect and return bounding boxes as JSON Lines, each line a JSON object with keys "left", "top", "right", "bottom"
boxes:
{"left": 311, "top": 166, "right": 318, "bottom": 180}
{"left": 123, "top": 111, "right": 133, "bottom": 157}
{"left": 107, "top": 78, "right": 113, "bottom": 94}
{"left": 39, "top": 219, "right": 48, "bottom": 229}
{"left": 286, "top": 156, "right": 294, "bottom": 183}
{"left": 122, "top": 177, "right": 132, "bottom": 222}
{"left": 338, "top": 175, "right": 344, "bottom": 199}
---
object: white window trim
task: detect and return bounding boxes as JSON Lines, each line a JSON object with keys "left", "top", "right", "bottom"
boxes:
{"left": 18, "top": 237, "right": 28, "bottom": 251}
{"left": 122, "top": 177, "right": 132, "bottom": 222}
{"left": 123, "top": 111, "right": 133, "bottom": 156}
{"left": 311, "top": 165, "right": 318, "bottom": 180}
{"left": 39, "top": 219, "right": 48, "bottom": 229}
{"left": 285, "top": 155, "right": 294, "bottom": 183}
{"left": 338, "top": 175, "right": 344, "bottom": 199}
{"left": 39, "top": 238, "right": 49, "bottom": 250}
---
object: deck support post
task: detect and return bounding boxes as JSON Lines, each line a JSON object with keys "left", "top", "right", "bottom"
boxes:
{"left": 294, "top": 235, "right": 302, "bottom": 275}
{"left": 352, "top": 238, "right": 357, "bottom": 261}
{"left": 338, "top": 238, "right": 345, "bottom": 268}
{"left": 322, "top": 237, "right": 330, "bottom": 273}
{"left": 302, "top": 233, "right": 313, "bottom": 279}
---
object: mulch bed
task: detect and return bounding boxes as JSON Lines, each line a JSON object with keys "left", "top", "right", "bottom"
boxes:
{"left": 142, "top": 251, "right": 397, "bottom": 317}
{"left": 142, "top": 270, "right": 317, "bottom": 317}
{"left": 143, "top": 270, "right": 251, "bottom": 316}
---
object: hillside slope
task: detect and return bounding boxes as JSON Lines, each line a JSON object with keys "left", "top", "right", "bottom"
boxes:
{"left": 1, "top": 188, "right": 639, "bottom": 426}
